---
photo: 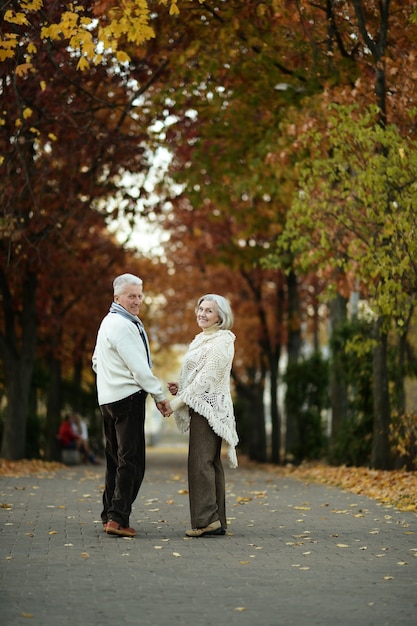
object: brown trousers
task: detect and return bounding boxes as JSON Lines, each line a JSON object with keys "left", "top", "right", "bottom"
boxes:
{"left": 188, "top": 410, "right": 226, "bottom": 529}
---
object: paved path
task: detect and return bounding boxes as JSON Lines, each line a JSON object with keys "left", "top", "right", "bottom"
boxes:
{"left": 1, "top": 445, "right": 416, "bottom": 626}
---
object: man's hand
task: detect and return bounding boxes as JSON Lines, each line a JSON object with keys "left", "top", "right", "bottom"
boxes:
{"left": 157, "top": 400, "right": 173, "bottom": 417}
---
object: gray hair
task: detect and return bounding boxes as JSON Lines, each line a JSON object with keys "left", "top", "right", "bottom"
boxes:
{"left": 113, "top": 273, "right": 143, "bottom": 297}
{"left": 196, "top": 294, "right": 234, "bottom": 330}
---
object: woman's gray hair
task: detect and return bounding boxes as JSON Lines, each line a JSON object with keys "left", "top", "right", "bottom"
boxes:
{"left": 113, "top": 273, "right": 143, "bottom": 297}
{"left": 196, "top": 294, "right": 234, "bottom": 330}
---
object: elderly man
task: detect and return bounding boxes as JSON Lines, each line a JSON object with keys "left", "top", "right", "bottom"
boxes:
{"left": 92, "top": 273, "right": 172, "bottom": 537}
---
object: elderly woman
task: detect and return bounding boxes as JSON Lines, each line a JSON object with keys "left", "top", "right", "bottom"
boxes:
{"left": 168, "top": 294, "right": 238, "bottom": 537}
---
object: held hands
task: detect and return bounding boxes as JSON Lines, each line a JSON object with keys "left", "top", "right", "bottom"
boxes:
{"left": 157, "top": 400, "right": 173, "bottom": 418}
{"left": 157, "top": 382, "right": 178, "bottom": 417}
{"left": 167, "top": 381, "right": 178, "bottom": 396}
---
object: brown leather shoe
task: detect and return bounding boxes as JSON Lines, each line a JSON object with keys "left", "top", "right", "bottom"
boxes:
{"left": 185, "top": 520, "right": 223, "bottom": 537}
{"left": 106, "top": 520, "right": 136, "bottom": 537}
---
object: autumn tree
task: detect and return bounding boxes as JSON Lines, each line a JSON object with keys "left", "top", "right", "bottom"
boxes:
{"left": 3, "top": 0, "right": 417, "bottom": 464}
{"left": 0, "top": 0, "right": 200, "bottom": 459}
{"left": 36, "top": 215, "right": 131, "bottom": 461}
{"left": 131, "top": 0, "right": 417, "bottom": 467}
{"left": 133, "top": 0, "right": 336, "bottom": 461}
{"left": 279, "top": 105, "right": 417, "bottom": 469}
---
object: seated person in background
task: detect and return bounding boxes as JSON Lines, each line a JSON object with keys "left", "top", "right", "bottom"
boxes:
{"left": 58, "top": 414, "right": 81, "bottom": 450}
{"left": 72, "top": 413, "right": 100, "bottom": 465}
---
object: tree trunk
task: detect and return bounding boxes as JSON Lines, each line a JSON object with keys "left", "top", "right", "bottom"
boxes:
{"left": 329, "top": 292, "right": 348, "bottom": 453}
{"left": 0, "top": 271, "right": 37, "bottom": 460}
{"left": 1, "top": 355, "right": 34, "bottom": 459}
{"left": 234, "top": 377, "right": 267, "bottom": 463}
{"left": 371, "top": 317, "right": 392, "bottom": 469}
{"left": 392, "top": 306, "right": 413, "bottom": 415}
{"left": 269, "top": 273, "right": 286, "bottom": 463}
{"left": 285, "top": 269, "right": 302, "bottom": 462}
{"left": 250, "top": 385, "right": 267, "bottom": 463}
{"left": 269, "top": 346, "right": 281, "bottom": 463}
{"left": 44, "top": 354, "right": 64, "bottom": 462}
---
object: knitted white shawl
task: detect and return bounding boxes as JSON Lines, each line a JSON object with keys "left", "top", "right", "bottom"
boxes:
{"left": 172, "top": 327, "right": 238, "bottom": 468}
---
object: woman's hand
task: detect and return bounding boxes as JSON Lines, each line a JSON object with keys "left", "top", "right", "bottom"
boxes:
{"left": 167, "top": 381, "right": 178, "bottom": 396}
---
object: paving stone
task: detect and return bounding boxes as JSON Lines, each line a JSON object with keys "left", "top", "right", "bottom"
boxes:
{"left": 1, "top": 445, "right": 416, "bottom": 626}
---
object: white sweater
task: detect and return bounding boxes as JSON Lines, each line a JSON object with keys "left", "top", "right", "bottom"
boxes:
{"left": 92, "top": 312, "right": 165, "bottom": 405}
{"left": 170, "top": 327, "right": 239, "bottom": 468}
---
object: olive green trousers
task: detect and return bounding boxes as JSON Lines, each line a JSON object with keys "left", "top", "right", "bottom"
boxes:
{"left": 188, "top": 410, "right": 226, "bottom": 530}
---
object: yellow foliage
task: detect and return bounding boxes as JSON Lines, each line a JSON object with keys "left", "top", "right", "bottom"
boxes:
{"left": 4, "top": 10, "right": 29, "bottom": 25}
{"left": 0, "top": 50, "right": 16, "bottom": 61}
{"left": 16, "top": 63, "right": 33, "bottom": 77}
{"left": 0, "top": 34, "right": 19, "bottom": 62}
{"left": 40, "top": 24, "right": 62, "bottom": 40}
{"left": 3, "top": 0, "right": 204, "bottom": 69}
{"left": 116, "top": 50, "right": 131, "bottom": 63}
{"left": 21, "top": 0, "right": 43, "bottom": 9}
{"left": 169, "top": 0, "right": 180, "bottom": 15}
{"left": 76, "top": 56, "right": 90, "bottom": 72}
{"left": 60, "top": 11, "right": 81, "bottom": 36}
{"left": 22, "top": 108, "right": 33, "bottom": 120}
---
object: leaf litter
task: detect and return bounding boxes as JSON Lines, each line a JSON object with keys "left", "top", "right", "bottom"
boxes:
{"left": 240, "top": 457, "right": 417, "bottom": 514}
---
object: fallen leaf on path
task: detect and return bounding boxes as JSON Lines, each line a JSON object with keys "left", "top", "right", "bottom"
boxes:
{"left": 250, "top": 490, "right": 267, "bottom": 498}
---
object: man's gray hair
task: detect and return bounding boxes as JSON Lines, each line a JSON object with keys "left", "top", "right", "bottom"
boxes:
{"left": 196, "top": 294, "right": 234, "bottom": 330}
{"left": 113, "top": 273, "right": 143, "bottom": 297}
